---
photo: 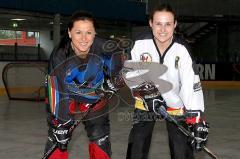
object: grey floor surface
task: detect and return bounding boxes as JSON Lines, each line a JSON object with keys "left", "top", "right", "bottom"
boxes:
{"left": 0, "top": 88, "right": 240, "bottom": 159}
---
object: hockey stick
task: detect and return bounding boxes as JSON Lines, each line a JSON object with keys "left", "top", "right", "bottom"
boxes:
{"left": 157, "top": 106, "right": 219, "bottom": 159}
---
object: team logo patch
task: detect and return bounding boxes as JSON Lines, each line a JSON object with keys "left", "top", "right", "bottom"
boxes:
{"left": 140, "top": 52, "right": 152, "bottom": 62}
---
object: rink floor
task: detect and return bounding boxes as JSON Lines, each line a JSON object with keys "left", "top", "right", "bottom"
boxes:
{"left": 0, "top": 88, "right": 239, "bottom": 159}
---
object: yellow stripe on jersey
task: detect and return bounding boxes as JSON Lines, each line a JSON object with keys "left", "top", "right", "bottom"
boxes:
{"left": 134, "top": 98, "right": 147, "bottom": 111}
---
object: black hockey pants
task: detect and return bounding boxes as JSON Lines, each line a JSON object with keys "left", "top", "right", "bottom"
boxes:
{"left": 126, "top": 109, "right": 194, "bottom": 159}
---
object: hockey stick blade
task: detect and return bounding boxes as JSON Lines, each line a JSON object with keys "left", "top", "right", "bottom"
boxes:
{"left": 157, "top": 106, "right": 219, "bottom": 159}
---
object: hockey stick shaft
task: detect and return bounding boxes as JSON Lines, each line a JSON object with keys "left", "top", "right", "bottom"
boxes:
{"left": 203, "top": 146, "right": 219, "bottom": 159}
{"left": 158, "top": 106, "right": 219, "bottom": 159}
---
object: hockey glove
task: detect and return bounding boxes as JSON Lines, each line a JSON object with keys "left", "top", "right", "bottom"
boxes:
{"left": 186, "top": 110, "right": 209, "bottom": 151}
{"left": 47, "top": 115, "right": 73, "bottom": 151}
{"left": 132, "top": 82, "right": 166, "bottom": 112}
{"left": 102, "top": 76, "right": 119, "bottom": 93}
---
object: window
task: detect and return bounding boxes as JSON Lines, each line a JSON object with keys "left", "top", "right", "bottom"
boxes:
{"left": 0, "top": 29, "right": 39, "bottom": 46}
{"left": 0, "top": 29, "right": 40, "bottom": 61}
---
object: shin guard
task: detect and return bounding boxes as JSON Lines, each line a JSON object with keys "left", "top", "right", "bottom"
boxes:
{"left": 89, "top": 135, "right": 111, "bottom": 159}
{"left": 48, "top": 148, "right": 68, "bottom": 159}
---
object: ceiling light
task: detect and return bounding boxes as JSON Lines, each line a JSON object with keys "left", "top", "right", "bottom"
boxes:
{"left": 49, "top": 22, "right": 63, "bottom": 25}
{"left": 11, "top": 18, "right": 27, "bottom": 21}
{"left": 12, "top": 22, "right": 18, "bottom": 28}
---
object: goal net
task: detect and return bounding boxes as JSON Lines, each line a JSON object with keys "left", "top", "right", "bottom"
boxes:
{"left": 2, "top": 62, "right": 48, "bottom": 101}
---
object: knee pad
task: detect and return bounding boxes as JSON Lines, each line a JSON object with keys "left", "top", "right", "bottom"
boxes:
{"left": 89, "top": 135, "right": 111, "bottom": 159}
{"left": 84, "top": 115, "right": 110, "bottom": 141}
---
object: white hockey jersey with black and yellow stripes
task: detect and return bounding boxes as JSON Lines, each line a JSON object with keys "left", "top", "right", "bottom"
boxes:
{"left": 130, "top": 31, "right": 204, "bottom": 112}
